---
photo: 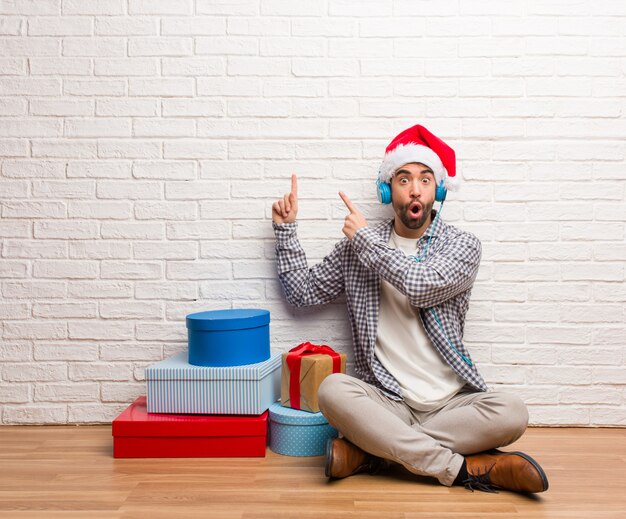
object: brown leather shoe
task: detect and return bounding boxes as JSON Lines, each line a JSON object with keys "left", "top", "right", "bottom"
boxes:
{"left": 463, "top": 450, "right": 549, "bottom": 493}
{"left": 325, "top": 437, "right": 387, "bottom": 479}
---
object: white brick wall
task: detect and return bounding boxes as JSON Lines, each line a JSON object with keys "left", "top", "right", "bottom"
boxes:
{"left": 1, "top": 1, "right": 625, "bottom": 426}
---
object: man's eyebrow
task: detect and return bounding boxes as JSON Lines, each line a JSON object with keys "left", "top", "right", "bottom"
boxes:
{"left": 395, "top": 168, "right": 434, "bottom": 176}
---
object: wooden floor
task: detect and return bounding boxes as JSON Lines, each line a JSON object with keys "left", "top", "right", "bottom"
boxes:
{"left": 0, "top": 426, "right": 624, "bottom": 519}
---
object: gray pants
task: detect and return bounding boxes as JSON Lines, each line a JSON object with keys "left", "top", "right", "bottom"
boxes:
{"left": 318, "top": 373, "right": 529, "bottom": 486}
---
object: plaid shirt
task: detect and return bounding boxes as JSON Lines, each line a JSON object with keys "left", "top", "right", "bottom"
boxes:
{"left": 273, "top": 213, "right": 488, "bottom": 400}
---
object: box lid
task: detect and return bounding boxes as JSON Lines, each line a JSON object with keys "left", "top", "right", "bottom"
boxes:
{"left": 146, "top": 351, "right": 281, "bottom": 381}
{"left": 186, "top": 308, "right": 270, "bottom": 331}
{"left": 112, "top": 396, "right": 268, "bottom": 437}
{"left": 269, "top": 402, "right": 330, "bottom": 426}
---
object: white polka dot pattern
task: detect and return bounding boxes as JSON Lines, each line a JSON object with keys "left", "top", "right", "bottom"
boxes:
{"left": 268, "top": 402, "right": 338, "bottom": 456}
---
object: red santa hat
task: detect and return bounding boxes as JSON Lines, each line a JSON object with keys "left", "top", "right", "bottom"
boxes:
{"left": 378, "top": 124, "right": 460, "bottom": 191}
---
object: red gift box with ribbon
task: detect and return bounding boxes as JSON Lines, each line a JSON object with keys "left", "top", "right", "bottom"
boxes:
{"left": 280, "top": 342, "right": 346, "bottom": 413}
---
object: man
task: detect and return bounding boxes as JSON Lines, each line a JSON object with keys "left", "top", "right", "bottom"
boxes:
{"left": 271, "top": 124, "right": 548, "bottom": 494}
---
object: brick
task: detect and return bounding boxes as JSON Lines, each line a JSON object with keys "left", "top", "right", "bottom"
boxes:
{"left": 67, "top": 403, "right": 127, "bottom": 424}
{"left": 0, "top": 302, "right": 29, "bottom": 318}
{"left": 129, "top": 37, "right": 192, "bottom": 56}
{"left": 69, "top": 240, "right": 131, "bottom": 258}
{"left": 32, "top": 140, "right": 97, "bottom": 159}
{"left": 162, "top": 98, "right": 224, "bottom": 116}
{"left": 94, "top": 59, "right": 158, "bottom": 77}
{"left": 3, "top": 405, "right": 67, "bottom": 425}
{"left": 162, "top": 16, "right": 224, "bottom": 35}
{"left": 133, "top": 161, "right": 195, "bottom": 180}
{"left": 34, "top": 342, "right": 99, "bottom": 361}
{"left": 96, "top": 99, "right": 159, "bottom": 117}
{"left": 3, "top": 362, "right": 67, "bottom": 381}
{"left": 166, "top": 261, "right": 229, "bottom": 280}
{"left": 96, "top": 180, "right": 162, "bottom": 200}
{"left": 2, "top": 281, "right": 66, "bottom": 299}
{"left": 129, "top": 0, "right": 193, "bottom": 15}
{"left": 133, "top": 118, "right": 195, "bottom": 138}
{"left": 33, "top": 302, "right": 97, "bottom": 318}
{"left": 100, "top": 222, "right": 164, "bottom": 240}
{"left": 63, "top": 37, "right": 125, "bottom": 57}
{"left": 0, "top": 260, "right": 28, "bottom": 278}
{"left": 28, "top": 16, "right": 92, "bottom": 36}
{"left": 136, "top": 322, "right": 185, "bottom": 341}
{"left": 2, "top": 201, "right": 66, "bottom": 219}
{"left": 133, "top": 241, "right": 196, "bottom": 260}
{"left": 128, "top": 78, "right": 193, "bottom": 96}
{"left": 30, "top": 58, "right": 91, "bottom": 75}
{"left": 0, "top": 78, "right": 60, "bottom": 95}
{"left": 135, "top": 281, "right": 197, "bottom": 300}
{"left": 100, "top": 261, "right": 161, "bottom": 280}
{"left": 0, "top": 97, "right": 27, "bottom": 115}
{"left": 65, "top": 117, "right": 130, "bottom": 138}
{"left": 30, "top": 99, "right": 93, "bottom": 116}
{"left": 33, "top": 260, "right": 98, "bottom": 279}
{"left": 33, "top": 221, "right": 98, "bottom": 239}
{"left": 100, "top": 301, "right": 163, "bottom": 319}
{"left": 68, "top": 321, "right": 134, "bottom": 340}
{"left": 95, "top": 16, "right": 157, "bottom": 36}
{"left": 97, "top": 139, "right": 161, "bottom": 159}
{"left": 68, "top": 201, "right": 132, "bottom": 219}
{"left": 162, "top": 57, "right": 224, "bottom": 76}
{"left": 67, "top": 281, "right": 133, "bottom": 299}
{"left": 64, "top": 79, "right": 125, "bottom": 96}
{"left": 70, "top": 362, "right": 132, "bottom": 382}
{"left": 134, "top": 201, "right": 197, "bottom": 220}
{"left": 0, "top": 384, "right": 30, "bottom": 403}
{"left": 166, "top": 221, "right": 230, "bottom": 240}
{"left": 67, "top": 161, "right": 130, "bottom": 179}
{"left": 62, "top": 0, "right": 125, "bottom": 15}
{"left": 101, "top": 382, "right": 146, "bottom": 402}
{"left": 34, "top": 383, "right": 98, "bottom": 402}
{"left": 164, "top": 139, "right": 226, "bottom": 159}
{"left": 226, "top": 57, "right": 289, "bottom": 76}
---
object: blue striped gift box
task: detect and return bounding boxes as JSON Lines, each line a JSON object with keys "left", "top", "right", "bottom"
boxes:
{"left": 146, "top": 351, "right": 281, "bottom": 415}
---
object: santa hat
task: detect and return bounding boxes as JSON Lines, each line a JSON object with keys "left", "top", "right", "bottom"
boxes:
{"left": 378, "top": 124, "right": 460, "bottom": 191}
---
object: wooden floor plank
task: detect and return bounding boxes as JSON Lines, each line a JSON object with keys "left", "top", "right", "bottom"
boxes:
{"left": 0, "top": 426, "right": 625, "bottom": 518}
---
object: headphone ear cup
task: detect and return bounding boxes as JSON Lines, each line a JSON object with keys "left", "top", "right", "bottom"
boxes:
{"left": 377, "top": 181, "right": 392, "bottom": 204}
{"left": 435, "top": 181, "right": 447, "bottom": 202}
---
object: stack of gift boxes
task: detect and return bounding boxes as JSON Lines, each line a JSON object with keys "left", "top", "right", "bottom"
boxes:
{"left": 112, "top": 309, "right": 346, "bottom": 459}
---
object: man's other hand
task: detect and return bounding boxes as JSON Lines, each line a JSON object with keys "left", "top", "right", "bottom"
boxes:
{"left": 272, "top": 174, "right": 298, "bottom": 224}
{"left": 339, "top": 191, "right": 368, "bottom": 240}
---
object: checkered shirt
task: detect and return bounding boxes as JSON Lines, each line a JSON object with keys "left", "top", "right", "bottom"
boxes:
{"left": 272, "top": 214, "right": 488, "bottom": 400}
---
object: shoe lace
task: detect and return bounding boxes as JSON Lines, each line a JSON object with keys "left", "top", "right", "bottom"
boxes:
{"left": 463, "top": 463, "right": 499, "bottom": 494}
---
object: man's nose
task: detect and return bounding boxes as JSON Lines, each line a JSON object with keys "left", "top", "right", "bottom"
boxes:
{"left": 409, "top": 180, "right": 423, "bottom": 197}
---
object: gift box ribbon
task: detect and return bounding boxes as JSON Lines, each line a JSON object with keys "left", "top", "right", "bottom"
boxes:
{"left": 286, "top": 342, "right": 342, "bottom": 410}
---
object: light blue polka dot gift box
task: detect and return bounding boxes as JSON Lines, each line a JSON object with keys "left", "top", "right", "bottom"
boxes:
{"left": 268, "top": 402, "right": 338, "bottom": 457}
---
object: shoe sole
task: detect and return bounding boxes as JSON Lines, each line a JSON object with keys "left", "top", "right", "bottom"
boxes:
{"left": 324, "top": 437, "right": 334, "bottom": 479}
{"left": 503, "top": 450, "right": 550, "bottom": 492}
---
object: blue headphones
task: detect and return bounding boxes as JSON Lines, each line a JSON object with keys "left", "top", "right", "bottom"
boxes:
{"left": 376, "top": 178, "right": 447, "bottom": 204}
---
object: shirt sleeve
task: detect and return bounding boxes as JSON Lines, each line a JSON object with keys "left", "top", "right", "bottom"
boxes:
{"left": 349, "top": 226, "right": 481, "bottom": 308}
{"left": 273, "top": 221, "right": 347, "bottom": 307}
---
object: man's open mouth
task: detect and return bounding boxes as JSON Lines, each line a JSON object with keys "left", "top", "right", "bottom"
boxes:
{"left": 409, "top": 202, "right": 422, "bottom": 218}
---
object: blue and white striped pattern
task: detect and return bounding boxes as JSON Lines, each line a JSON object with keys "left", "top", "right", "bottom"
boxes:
{"left": 146, "top": 351, "right": 281, "bottom": 415}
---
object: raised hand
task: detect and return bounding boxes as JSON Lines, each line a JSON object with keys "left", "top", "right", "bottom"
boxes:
{"left": 272, "top": 174, "right": 298, "bottom": 224}
{"left": 339, "top": 191, "right": 368, "bottom": 240}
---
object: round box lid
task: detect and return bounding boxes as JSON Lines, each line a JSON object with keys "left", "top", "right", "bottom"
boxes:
{"left": 186, "top": 308, "right": 269, "bottom": 331}
{"left": 269, "top": 402, "right": 330, "bottom": 426}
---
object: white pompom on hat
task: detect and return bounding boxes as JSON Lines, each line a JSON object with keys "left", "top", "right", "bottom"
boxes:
{"left": 378, "top": 124, "right": 460, "bottom": 191}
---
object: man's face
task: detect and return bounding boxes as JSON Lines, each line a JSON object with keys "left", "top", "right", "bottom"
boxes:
{"left": 390, "top": 162, "right": 437, "bottom": 231}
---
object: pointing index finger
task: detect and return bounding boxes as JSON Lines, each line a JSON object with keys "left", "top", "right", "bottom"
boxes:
{"left": 339, "top": 191, "right": 357, "bottom": 213}
{"left": 291, "top": 174, "right": 298, "bottom": 197}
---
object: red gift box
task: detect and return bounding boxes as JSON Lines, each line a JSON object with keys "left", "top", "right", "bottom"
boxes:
{"left": 112, "top": 396, "right": 268, "bottom": 458}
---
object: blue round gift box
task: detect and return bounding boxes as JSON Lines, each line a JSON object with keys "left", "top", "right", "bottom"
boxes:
{"left": 186, "top": 309, "right": 270, "bottom": 367}
{"left": 268, "top": 402, "right": 338, "bottom": 457}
